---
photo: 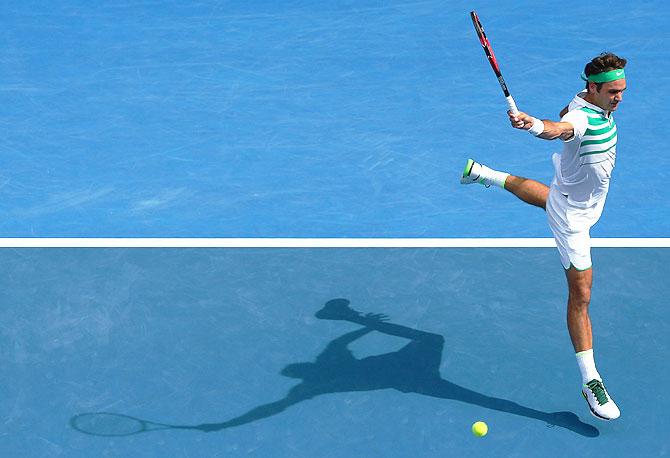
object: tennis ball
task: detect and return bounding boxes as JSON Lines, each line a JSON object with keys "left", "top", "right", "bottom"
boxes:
{"left": 472, "top": 421, "right": 488, "bottom": 437}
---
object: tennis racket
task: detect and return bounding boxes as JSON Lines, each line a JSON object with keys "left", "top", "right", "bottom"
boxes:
{"left": 470, "top": 10, "right": 519, "bottom": 115}
{"left": 70, "top": 412, "right": 203, "bottom": 436}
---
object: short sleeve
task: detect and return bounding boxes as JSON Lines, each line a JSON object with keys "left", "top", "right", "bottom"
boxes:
{"left": 560, "top": 110, "right": 588, "bottom": 142}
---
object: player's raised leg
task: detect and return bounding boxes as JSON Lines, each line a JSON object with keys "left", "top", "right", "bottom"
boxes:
{"left": 504, "top": 176, "right": 549, "bottom": 209}
{"left": 461, "top": 159, "right": 549, "bottom": 209}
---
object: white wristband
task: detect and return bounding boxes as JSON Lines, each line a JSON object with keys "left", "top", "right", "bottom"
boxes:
{"left": 528, "top": 117, "right": 545, "bottom": 136}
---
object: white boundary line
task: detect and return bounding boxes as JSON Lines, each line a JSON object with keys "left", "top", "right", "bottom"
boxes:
{"left": 0, "top": 238, "right": 668, "bottom": 248}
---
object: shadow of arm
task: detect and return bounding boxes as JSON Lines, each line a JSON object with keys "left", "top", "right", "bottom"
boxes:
{"left": 318, "top": 327, "right": 373, "bottom": 358}
{"left": 194, "top": 394, "right": 304, "bottom": 432}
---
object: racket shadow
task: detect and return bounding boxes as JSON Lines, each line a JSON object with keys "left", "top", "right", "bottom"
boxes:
{"left": 70, "top": 412, "right": 201, "bottom": 436}
{"left": 70, "top": 298, "right": 599, "bottom": 438}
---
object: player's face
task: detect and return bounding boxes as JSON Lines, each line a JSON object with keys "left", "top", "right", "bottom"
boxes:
{"left": 590, "top": 79, "right": 627, "bottom": 112}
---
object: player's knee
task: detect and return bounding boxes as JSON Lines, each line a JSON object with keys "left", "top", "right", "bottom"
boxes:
{"left": 568, "top": 288, "right": 591, "bottom": 309}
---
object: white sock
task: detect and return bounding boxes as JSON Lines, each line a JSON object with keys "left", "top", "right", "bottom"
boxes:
{"left": 576, "top": 349, "right": 601, "bottom": 384}
{"left": 471, "top": 162, "right": 509, "bottom": 189}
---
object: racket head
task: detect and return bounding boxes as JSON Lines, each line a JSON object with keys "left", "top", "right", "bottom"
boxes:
{"left": 470, "top": 11, "right": 488, "bottom": 46}
{"left": 470, "top": 10, "right": 502, "bottom": 76}
{"left": 70, "top": 412, "right": 159, "bottom": 436}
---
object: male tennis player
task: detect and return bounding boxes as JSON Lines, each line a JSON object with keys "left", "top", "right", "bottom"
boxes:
{"left": 460, "top": 52, "right": 626, "bottom": 420}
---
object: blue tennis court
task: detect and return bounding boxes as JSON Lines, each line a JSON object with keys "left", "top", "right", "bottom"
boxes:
{"left": 2, "top": 248, "right": 668, "bottom": 456}
{"left": 3, "top": 0, "right": 669, "bottom": 237}
{"left": 2, "top": 1, "right": 669, "bottom": 456}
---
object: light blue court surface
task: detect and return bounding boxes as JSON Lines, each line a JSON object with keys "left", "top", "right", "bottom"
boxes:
{"left": 2, "top": 248, "right": 669, "bottom": 457}
{"left": 2, "top": 1, "right": 669, "bottom": 237}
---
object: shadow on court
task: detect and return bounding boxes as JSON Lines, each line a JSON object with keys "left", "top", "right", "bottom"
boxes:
{"left": 71, "top": 299, "right": 599, "bottom": 438}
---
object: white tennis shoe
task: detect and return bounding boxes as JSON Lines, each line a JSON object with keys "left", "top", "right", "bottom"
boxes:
{"left": 582, "top": 379, "right": 620, "bottom": 420}
{"left": 460, "top": 159, "right": 492, "bottom": 187}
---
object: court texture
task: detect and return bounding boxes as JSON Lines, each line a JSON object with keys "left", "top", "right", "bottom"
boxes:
{"left": 2, "top": 1, "right": 669, "bottom": 457}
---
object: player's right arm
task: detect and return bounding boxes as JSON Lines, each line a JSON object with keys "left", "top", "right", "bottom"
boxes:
{"left": 508, "top": 111, "right": 576, "bottom": 141}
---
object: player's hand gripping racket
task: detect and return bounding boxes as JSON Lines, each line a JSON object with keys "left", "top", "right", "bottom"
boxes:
{"left": 470, "top": 11, "right": 519, "bottom": 115}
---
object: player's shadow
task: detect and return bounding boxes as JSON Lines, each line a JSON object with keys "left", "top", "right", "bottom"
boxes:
{"left": 196, "top": 299, "right": 599, "bottom": 437}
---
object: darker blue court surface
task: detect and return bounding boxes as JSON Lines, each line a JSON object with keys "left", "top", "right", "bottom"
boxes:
{"left": 2, "top": 1, "right": 669, "bottom": 237}
{"left": 1, "top": 248, "right": 668, "bottom": 457}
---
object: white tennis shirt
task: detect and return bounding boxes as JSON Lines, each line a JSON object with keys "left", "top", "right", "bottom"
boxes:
{"left": 553, "top": 90, "right": 617, "bottom": 208}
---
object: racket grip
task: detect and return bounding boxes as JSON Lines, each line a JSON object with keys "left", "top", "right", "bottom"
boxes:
{"left": 506, "top": 96, "right": 519, "bottom": 115}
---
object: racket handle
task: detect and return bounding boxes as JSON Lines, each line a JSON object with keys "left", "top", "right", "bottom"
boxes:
{"left": 506, "top": 96, "right": 519, "bottom": 115}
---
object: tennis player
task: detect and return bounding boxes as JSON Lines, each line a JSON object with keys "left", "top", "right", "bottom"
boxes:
{"left": 460, "top": 52, "right": 626, "bottom": 420}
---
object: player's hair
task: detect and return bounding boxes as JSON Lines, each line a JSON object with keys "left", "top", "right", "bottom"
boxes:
{"left": 584, "top": 52, "right": 627, "bottom": 91}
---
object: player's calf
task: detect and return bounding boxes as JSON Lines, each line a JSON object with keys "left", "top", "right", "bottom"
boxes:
{"left": 460, "top": 159, "right": 548, "bottom": 209}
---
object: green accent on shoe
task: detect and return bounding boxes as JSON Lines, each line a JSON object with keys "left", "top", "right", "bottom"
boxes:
{"left": 584, "top": 379, "right": 610, "bottom": 406}
{"left": 462, "top": 159, "right": 474, "bottom": 177}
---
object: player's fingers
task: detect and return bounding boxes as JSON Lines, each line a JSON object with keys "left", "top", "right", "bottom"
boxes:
{"left": 509, "top": 116, "right": 524, "bottom": 128}
{"left": 508, "top": 110, "right": 526, "bottom": 125}
{"left": 512, "top": 111, "right": 534, "bottom": 128}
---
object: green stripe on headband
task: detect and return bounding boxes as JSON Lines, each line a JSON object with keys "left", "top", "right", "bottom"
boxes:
{"left": 581, "top": 69, "right": 626, "bottom": 83}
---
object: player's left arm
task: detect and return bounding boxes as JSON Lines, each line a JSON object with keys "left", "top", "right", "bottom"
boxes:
{"left": 508, "top": 111, "right": 575, "bottom": 141}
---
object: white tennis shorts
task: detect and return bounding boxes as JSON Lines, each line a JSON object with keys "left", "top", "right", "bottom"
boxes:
{"left": 546, "top": 184, "right": 606, "bottom": 271}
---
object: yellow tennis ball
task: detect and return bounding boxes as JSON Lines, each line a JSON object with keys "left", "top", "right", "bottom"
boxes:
{"left": 472, "top": 421, "right": 488, "bottom": 437}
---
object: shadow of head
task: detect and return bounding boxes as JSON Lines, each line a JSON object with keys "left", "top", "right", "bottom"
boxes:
{"left": 315, "top": 298, "right": 356, "bottom": 320}
{"left": 326, "top": 298, "right": 350, "bottom": 307}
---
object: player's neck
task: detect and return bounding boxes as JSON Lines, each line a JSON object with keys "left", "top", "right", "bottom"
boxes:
{"left": 583, "top": 93, "right": 610, "bottom": 117}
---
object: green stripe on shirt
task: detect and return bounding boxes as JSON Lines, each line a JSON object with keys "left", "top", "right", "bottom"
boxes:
{"left": 587, "top": 117, "right": 610, "bottom": 126}
{"left": 580, "top": 130, "right": 617, "bottom": 146}
{"left": 585, "top": 125, "right": 616, "bottom": 136}
{"left": 579, "top": 145, "right": 615, "bottom": 157}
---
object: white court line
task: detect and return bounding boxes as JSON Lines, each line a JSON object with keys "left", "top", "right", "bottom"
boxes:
{"left": 0, "top": 238, "right": 669, "bottom": 248}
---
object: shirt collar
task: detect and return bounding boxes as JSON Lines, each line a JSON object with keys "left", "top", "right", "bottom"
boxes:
{"left": 574, "top": 90, "right": 610, "bottom": 117}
